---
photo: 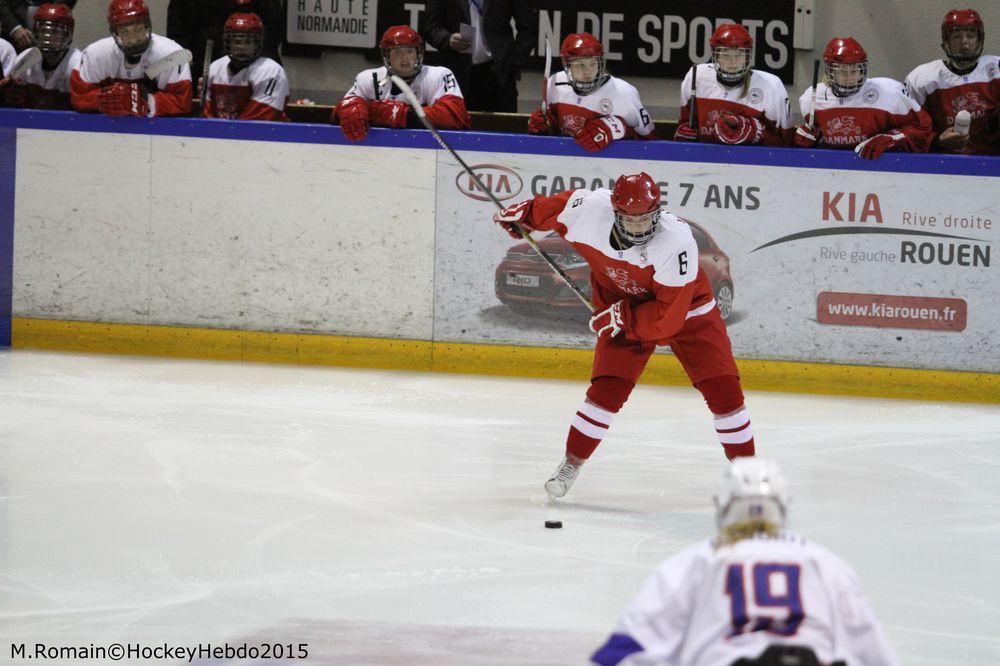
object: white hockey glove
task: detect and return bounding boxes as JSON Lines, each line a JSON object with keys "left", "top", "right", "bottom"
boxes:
{"left": 493, "top": 199, "right": 533, "bottom": 239}
{"left": 588, "top": 301, "right": 630, "bottom": 339}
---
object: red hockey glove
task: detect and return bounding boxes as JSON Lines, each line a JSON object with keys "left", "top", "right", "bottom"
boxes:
{"left": 493, "top": 198, "right": 533, "bottom": 239}
{"left": 673, "top": 123, "right": 699, "bottom": 141}
{"left": 793, "top": 123, "right": 819, "bottom": 148}
{"left": 588, "top": 301, "right": 631, "bottom": 339}
{"left": 854, "top": 131, "right": 906, "bottom": 160}
{"left": 336, "top": 96, "right": 369, "bottom": 141}
{"left": 97, "top": 81, "right": 149, "bottom": 117}
{"left": 0, "top": 78, "right": 29, "bottom": 107}
{"left": 527, "top": 108, "right": 554, "bottom": 134}
{"left": 575, "top": 115, "right": 626, "bottom": 152}
{"left": 714, "top": 112, "right": 765, "bottom": 145}
{"left": 368, "top": 99, "right": 410, "bottom": 128}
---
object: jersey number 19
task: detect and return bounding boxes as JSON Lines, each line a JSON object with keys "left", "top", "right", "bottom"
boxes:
{"left": 725, "top": 563, "right": 805, "bottom": 637}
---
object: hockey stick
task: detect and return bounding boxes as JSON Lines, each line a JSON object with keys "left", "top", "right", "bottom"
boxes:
{"left": 809, "top": 58, "right": 820, "bottom": 130}
{"left": 540, "top": 37, "right": 552, "bottom": 133}
{"left": 390, "top": 74, "right": 594, "bottom": 311}
{"left": 372, "top": 71, "right": 380, "bottom": 100}
{"left": 8, "top": 47, "right": 41, "bottom": 79}
{"left": 688, "top": 64, "right": 698, "bottom": 130}
{"left": 199, "top": 39, "right": 213, "bottom": 104}
{"left": 145, "top": 48, "right": 192, "bottom": 80}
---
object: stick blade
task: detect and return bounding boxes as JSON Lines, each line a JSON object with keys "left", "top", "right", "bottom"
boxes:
{"left": 146, "top": 48, "right": 192, "bottom": 79}
{"left": 9, "top": 47, "right": 41, "bottom": 79}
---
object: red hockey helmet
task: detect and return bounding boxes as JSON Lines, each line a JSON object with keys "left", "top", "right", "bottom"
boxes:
{"left": 709, "top": 23, "right": 754, "bottom": 85}
{"left": 34, "top": 3, "right": 74, "bottom": 55}
{"left": 823, "top": 37, "right": 868, "bottom": 98}
{"left": 108, "top": 0, "right": 151, "bottom": 58}
{"left": 224, "top": 12, "right": 264, "bottom": 65}
{"left": 379, "top": 25, "right": 423, "bottom": 82}
{"left": 611, "top": 173, "right": 661, "bottom": 245}
{"left": 941, "top": 9, "right": 984, "bottom": 65}
{"left": 560, "top": 33, "right": 606, "bottom": 95}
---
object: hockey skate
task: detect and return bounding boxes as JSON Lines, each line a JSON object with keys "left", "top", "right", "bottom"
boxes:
{"left": 544, "top": 455, "right": 584, "bottom": 498}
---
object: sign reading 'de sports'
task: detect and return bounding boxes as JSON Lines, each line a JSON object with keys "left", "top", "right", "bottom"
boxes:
{"left": 381, "top": 0, "right": 796, "bottom": 82}
{"left": 287, "top": 0, "right": 379, "bottom": 48}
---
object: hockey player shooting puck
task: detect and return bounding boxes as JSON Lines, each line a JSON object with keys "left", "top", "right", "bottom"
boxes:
{"left": 544, "top": 520, "right": 563, "bottom": 529}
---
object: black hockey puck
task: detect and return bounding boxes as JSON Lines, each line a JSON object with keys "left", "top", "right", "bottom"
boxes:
{"left": 544, "top": 520, "right": 563, "bottom": 529}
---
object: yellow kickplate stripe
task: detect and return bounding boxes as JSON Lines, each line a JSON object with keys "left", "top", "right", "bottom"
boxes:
{"left": 11, "top": 318, "right": 998, "bottom": 404}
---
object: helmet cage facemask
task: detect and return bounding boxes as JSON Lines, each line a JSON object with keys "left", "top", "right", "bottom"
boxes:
{"left": 112, "top": 19, "right": 151, "bottom": 59}
{"left": 382, "top": 45, "right": 423, "bottom": 82}
{"left": 826, "top": 60, "right": 867, "bottom": 97}
{"left": 613, "top": 208, "right": 659, "bottom": 246}
{"left": 942, "top": 26, "right": 984, "bottom": 67}
{"left": 712, "top": 46, "right": 752, "bottom": 85}
{"left": 562, "top": 55, "right": 606, "bottom": 95}
{"left": 225, "top": 31, "right": 262, "bottom": 65}
{"left": 35, "top": 21, "right": 71, "bottom": 55}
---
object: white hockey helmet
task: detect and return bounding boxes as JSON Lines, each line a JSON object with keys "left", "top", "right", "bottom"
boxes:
{"left": 714, "top": 458, "right": 789, "bottom": 532}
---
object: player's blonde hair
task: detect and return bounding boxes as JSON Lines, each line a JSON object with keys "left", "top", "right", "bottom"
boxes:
{"left": 716, "top": 519, "right": 780, "bottom": 547}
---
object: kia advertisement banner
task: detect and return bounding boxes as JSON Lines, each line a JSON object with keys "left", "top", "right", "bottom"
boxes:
{"left": 432, "top": 151, "right": 997, "bottom": 373}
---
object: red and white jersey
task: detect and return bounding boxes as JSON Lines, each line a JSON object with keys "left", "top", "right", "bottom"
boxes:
{"left": 799, "top": 77, "right": 934, "bottom": 152}
{"left": 0, "top": 38, "right": 14, "bottom": 77}
{"left": 592, "top": 532, "right": 900, "bottom": 666}
{"left": 522, "top": 189, "right": 715, "bottom": 343}
{"left": 905, "top": 56, "right": 1000, "bottom": 155}
{"left": 205, "top": 56, "right": 288, "bottom": 122}
{"left": 70, "top": 34, "right": 193, "bottom": 117}
{"left": 18, "top": 48, "right": 81, "bottom": 110}
{"left": 678, "top": 65, "right": 792, "bottom": 146}
{"left": 547, "top": 71, "right": 655, "bottom": 139}
{"left": 342, "top": 65, "right": 470, "bottom": 130}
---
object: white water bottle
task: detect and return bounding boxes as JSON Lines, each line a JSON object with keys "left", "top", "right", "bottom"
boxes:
{"left": 954, "top": 109, "right": 971, "bottom": 135}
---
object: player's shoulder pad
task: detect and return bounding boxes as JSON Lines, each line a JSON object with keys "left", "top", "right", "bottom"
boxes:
{"left": 83, "top": 35, "right": 117, "bottom": 56}
{"left": 649, "top": 214, "right": 698, "bottom": 287}
{"left": 869, "top": 76, "right": 919, "bottom": 111}
{"left": 421, "top": 64, "right": 454, "bottom": 83}
{"left": 558, "top": 188, "right": 610, "bottom": 221}
{"left": 982, "top": 54, "right": 1000, "bottom": 79}
{"left": 208, "top": 56, "right": 228, "bottom": 77}
{"left": 905, "top": 59, "right": 942, "bottom": 88}
{"left": 351, "top": 66, "right": 383, "bottom": 95}
{"left": 797, "top": 83, "right": 814, "bottom": 108}
{"left": 750, "top": 68, "right": 784, "bottom": 91}
{"left": 607, "top": 74, "right": 639, "bottom": 96}
{"left": 250, "top": 57, "right": 287, "bottom": 79}
{"left": 66, "top": 48, "right": 83, "bottom": 69}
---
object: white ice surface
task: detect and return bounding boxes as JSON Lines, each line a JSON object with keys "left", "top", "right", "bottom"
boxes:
{"left": 0, "top": 350, "right": 998, "bottom": 665}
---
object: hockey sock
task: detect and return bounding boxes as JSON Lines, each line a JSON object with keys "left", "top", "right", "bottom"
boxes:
{"left": 714, "top": 407, "right": 755, "bottom": 459}
{"left": 566, "top": 400, "right": 616, "bottom": 460}
{"left": 564, "top": 377, "right": 633, "bottom": 460}
{"left": 697, "top": 375, "right": 755, "bottom": 459}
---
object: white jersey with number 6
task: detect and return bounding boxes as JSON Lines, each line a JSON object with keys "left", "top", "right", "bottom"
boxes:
{"left": 547, "top": 72, "right": 655, "bottom": 138}
{"left": 592, "top": 531, "right": 900, "bottom": 666}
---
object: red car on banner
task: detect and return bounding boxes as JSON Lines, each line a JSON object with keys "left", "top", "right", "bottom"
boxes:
{"left": 494, "top": 220, "right": 735, "bottom": 320}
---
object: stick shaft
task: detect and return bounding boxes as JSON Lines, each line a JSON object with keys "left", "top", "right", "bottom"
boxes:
{"left": 389, "top": 75, "right": 594, "bottom": 312}
{"left": 810, "top": 59, "right": 820, "bottom": 130}
{"left": 200, "top": 40, "right": 213, "bottom": 105}
{"left": 688, "top": 64, "right": 698, "bottom": 129}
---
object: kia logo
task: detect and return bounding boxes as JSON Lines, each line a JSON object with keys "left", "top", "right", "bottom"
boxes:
{"left": 456, "top": 164, "right": 523, "bottom": 202}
